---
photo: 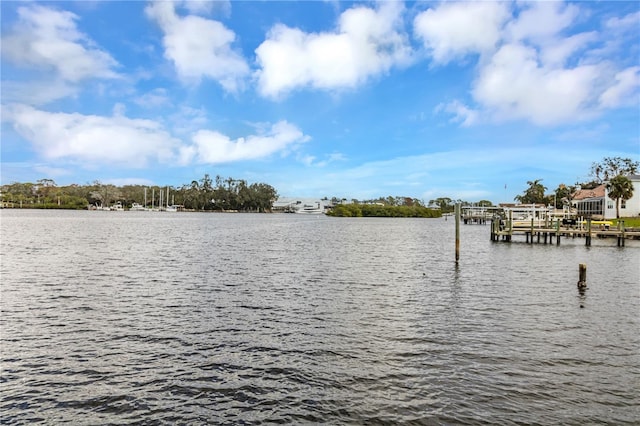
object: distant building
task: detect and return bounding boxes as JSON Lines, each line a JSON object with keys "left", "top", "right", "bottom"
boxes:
{"left": 572, "top": 174, "right": 640, "bottom": 219}
{"left": 572, "top": 184, "right": 606, "bottom": 219}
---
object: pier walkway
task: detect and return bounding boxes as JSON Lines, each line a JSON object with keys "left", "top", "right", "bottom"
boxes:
{"left": 490, "top": 218, "right": 639, "bottom": 247}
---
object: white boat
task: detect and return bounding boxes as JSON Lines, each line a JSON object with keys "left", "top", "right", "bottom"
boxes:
{"left": 165, "top": 205, "right": 180, "bottom": 212}
{"left": 130, "top": 202, "right": 146, "bottom": 211}
{"left": 296, "top": 201, "right": 324, "bottom": 214}
{"left": 92, "top": 202, "right": 124, "bottom": 211}
{"left": 110, "top": 202, "right": 124, "bottom": 211}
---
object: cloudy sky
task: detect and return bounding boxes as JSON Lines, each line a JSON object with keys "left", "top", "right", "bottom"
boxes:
{"left": 1, "top": 1, "right": 638, "bottom": 203}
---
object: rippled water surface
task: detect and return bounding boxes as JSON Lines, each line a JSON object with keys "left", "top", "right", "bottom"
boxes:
{"left": 1, "top": 210, "right": 639, "bottom": 424}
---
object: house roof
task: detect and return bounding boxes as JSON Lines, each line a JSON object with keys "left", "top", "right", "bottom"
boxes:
{"left": 573, "top": 184, "right": 605, "bottom": 200}
{"left": 573, "top": 183, "right": 605, "bottom": 200}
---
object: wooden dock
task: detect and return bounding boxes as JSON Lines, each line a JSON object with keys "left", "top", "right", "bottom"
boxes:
{"left": 461, "top": 206, "right": 501, "bottom": 224}
{"left": 490, "top": 218, "right": 640, "bottom": 246}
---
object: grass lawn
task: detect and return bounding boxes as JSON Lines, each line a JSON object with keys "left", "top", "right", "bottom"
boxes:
{"left": 611, "top": 217, "right": 640, "bottom": 228}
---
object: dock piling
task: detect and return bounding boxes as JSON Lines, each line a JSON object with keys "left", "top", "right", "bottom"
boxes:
{"left": 530, "top": 218, "right": 534, "bottom": 245}
{"left": 618, "top": 220, "right": 625, "bottom": 247}
{"left": 455, "top": 203, "right": 460, "bottom": 264}
{"left": 578, "top": 263, "right": 587, "bottom": 289}
{"left": 487, "top": 208, "right": 636, "bottom": 246}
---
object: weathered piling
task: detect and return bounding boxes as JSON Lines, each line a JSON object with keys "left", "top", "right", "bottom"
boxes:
{"left": 455, "top": 203, "right": 460, "bottom": 263}
{"left": 618, "top": 220, "right": 625, "bottom": 247}
{"left": 585, "top": 219, "right": 592, "bottom": 246}
{"left": 577, "top": 263, "right": 587, "bottom": 289}
{"left": 530, "top": 218, "right": 534, "bottom": 244}
{"left": 490, "top": 217, "right": 497, "bottom": 241}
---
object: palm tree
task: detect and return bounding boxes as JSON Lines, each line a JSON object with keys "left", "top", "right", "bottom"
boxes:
{"left": 514, "top": 179, "right": 547, "bottom": 204}
{"left": 606, "top": 175, "right": 634, "bottom": 219}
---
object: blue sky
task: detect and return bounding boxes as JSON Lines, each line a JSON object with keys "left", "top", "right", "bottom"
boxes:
{"left": 1, "top": 0, "right": 639, "bottom": 203}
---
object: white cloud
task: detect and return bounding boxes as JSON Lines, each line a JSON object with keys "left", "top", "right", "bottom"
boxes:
{"left": 3, "top": 104, "right": 180, "bottom": 167}
{"left": 169, "top": 105, "right": 209, "bottom": 135}
{"left": 145, "top": 0, "right": 249, "bottom": 92}
{"left": 473, "top": 43, "right": 602, "bottom": 125}
{"left": 1, "top": 5, "right": 119, "bottom": 82}
{"left": 599, "top": 66, "right": 640, "bottom": 109}
{"left": 3, "top": 104, "right": 308, "bottom": 168}
{"left": 435, "top": 100, "right": 479, "bottom": 127}
{"left": 605, "top": 10, "right": 640, "bottom": 30}
{"left": 413, "top": 2, "right": 510, "bottom": 64}
{"left": 174, "top": 0, "right": 231, "bottom": 17}
{"left": 182, "top": 121, "right": 310, "bottom": 164}
{"left": 428, "top": 1, "right": 637, "bottom": 127}
{"left": 177, "top": 0, "right": 213, "bottom": 15}
{"left": 1, "top": 80, "right": 78, "bottom": 106}
{"left": 255, "top": 2, "right": 412, "bottom": 98}
{"left": 134, "top": 88, "right": 172, "bottom": 108}
{"left": 597, "top": 11, "right": 640, "bottom": 63}
{"left": 299, "top": 155, "right": 316, "bottom": 167}
{"left": 297, "top": 151, "right": 346, "bottom": 167}
{"left": 540, "top": 31, "right": 598, "bottom": 67}
{"left": 504, "top": 2, "right": 579, "bottom": 44}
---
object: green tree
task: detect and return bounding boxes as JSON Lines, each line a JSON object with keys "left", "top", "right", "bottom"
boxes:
{"left": 514, "top": 179, "right": 547, "bottom": 204}
{"left": 89, "top": 181, "right": 121, "bottom": 208}
{"left": 328, "top": 202, "right": 440, "bottom": 218}
{"left": 2, "top": 182, "right": 36, "bottom": 205}
{"left": 183, "top": 180, "right": 200, "bottom": 210}
{"left": 606, "top": 175, "right": 634, "bottom": 219}
{"left": 250, "top": 182, "right": 278, "bottom": 212}
{"left": 591, "top": 157, "right": 639, "bottom": 183}
{"left": 553, "top": 184, "right": 576, "bottom": 209}
{"left": 36, "top": 178, "right": 57, "bottom": 204}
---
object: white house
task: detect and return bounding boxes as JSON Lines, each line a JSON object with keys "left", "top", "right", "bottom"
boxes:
{"left": 573, "top": 174, "right": 640, "bottom": 219}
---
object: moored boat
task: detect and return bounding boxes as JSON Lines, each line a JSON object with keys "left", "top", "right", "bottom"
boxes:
{"left": 296, "top": 201, "right": 324, "bottom": 214}
{"left": 130, "top": 202, "right": 146, "bottom": 211}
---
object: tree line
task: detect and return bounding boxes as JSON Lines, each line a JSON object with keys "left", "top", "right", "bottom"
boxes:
{"left": 2, "top": 157, "right": 636, "bottom": 215}
{"left": 0, "top": 174, "right": 278, "bottom": 212}
{"left": 327, "top": 202, "right": 441, "bottom": 218}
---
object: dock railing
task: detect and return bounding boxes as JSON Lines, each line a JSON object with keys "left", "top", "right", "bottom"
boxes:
{"left": 490, "top": 207, "right": 637, "bottom": 246}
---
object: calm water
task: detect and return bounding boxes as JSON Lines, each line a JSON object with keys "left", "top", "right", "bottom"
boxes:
{"left": 1, "top": 210, "right": 639, "bottom": 424}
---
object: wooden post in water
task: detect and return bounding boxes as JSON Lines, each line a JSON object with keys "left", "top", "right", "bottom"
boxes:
{"left": 586, "top": 219, "right": 592, "bottom": 246}
{"left": 530, "top": 217, "right": 534, "bottom": 244}
{"left": 493, "top": 215, "right": 500, "bottom": 242}
{"left": 577, "top": 263, "right": 587, "bottom": 289}
{"left": 490, "top": 217, "right": 496, "bottom": 241}
{"left": 455, "top": 203, "right": 460, "bottom": 264}
{"left": 617, "top": 220, "right": 622, "bottom": 247}
{"left": 508, "top": 210, "right": 513, "bottom": 242}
